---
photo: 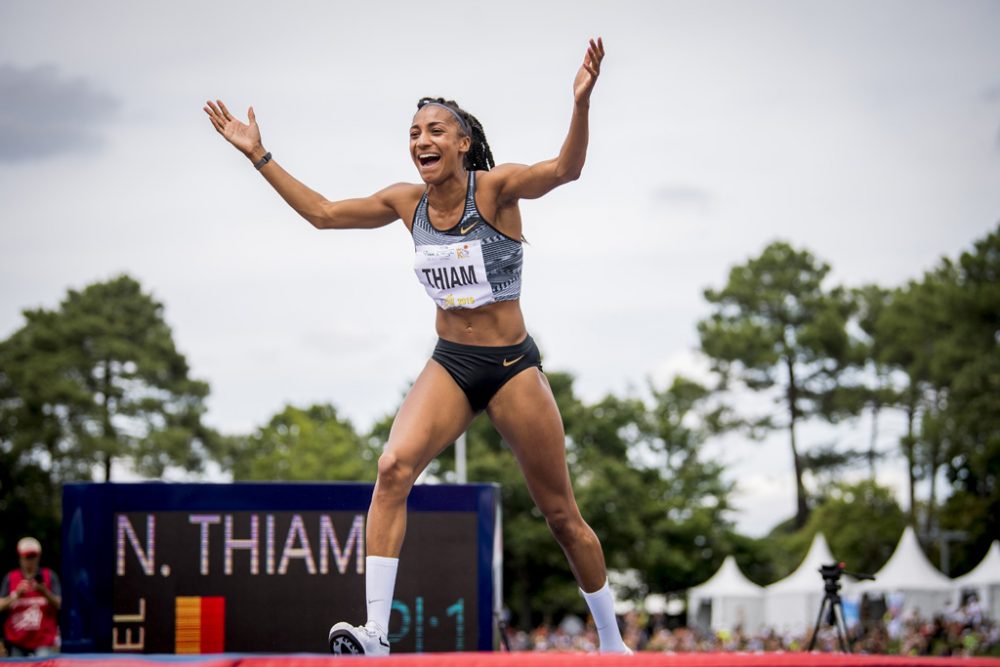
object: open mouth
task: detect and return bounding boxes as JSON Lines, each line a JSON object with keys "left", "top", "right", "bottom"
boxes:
{"left": 418, "top": 153, "right": 441, "bottom": 168}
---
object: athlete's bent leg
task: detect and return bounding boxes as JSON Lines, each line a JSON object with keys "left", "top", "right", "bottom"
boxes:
{"left": 367, "top": 359, "right": 474, "bottom": 557}
{"left": 330, "top": 359, "right": 474, "bottom": 655}
{"left": 486, "top": 368, "right": 630, "bottom": 654}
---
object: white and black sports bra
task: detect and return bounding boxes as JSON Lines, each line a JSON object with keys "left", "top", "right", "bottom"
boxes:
{"left": 411, "top": 170, "right": 523, "bottom": 310}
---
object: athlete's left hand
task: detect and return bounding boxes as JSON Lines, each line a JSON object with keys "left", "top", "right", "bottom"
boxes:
{"left": 573, "top": 37, "right": 605, "bottom": 105}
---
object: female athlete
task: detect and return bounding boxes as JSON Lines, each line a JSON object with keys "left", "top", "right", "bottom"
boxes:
{"left": 204, "top": 37, "right": 630, "bottom": 656}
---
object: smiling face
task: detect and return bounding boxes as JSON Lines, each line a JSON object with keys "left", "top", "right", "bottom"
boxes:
{"left": 410, "top": 105, "right": 471, "bottom": 184}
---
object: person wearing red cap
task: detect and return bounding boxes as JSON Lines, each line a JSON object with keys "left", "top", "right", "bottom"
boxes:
{"left": 0, "top": 537, "right": 61, "bottom": 656}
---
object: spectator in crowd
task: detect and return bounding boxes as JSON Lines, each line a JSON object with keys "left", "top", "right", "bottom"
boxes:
{"left": 0, "top": 537, "right": 61, "bottom": 657}
{"left": 503, "top": 595, "right": 999, "bottom": 656}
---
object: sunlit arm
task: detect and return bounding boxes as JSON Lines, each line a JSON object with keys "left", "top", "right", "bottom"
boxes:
{"left": 493, "top": 102, "right": 590, "bottom": 204}
{"left": 493, "top": 38, "right": 604, "bottom": 204}
{"left": 247, "top": 147, "right": 402, "bottom": 230}
{"left": 553, "top": 101, "right": 591, "bottom": 182}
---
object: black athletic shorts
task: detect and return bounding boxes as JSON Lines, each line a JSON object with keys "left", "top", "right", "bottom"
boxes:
{"left": 431, "top": 335, "right": 543, "bottom": 412}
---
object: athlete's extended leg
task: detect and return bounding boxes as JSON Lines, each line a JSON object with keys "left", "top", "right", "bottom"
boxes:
{"left": 486, "top": 368, "right": 630, "bottom": 654}
{"left": 368, "top": 359, "right": 474, "bottom": 557}
{"left": 330, "top": 359, "right": 473, "bottom": 655}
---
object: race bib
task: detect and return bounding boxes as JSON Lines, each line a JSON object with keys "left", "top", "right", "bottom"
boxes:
{"left": 414, "top": 240, "right": 494, "bottom": 310}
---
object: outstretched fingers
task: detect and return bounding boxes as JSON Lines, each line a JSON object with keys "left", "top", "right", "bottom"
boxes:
{"left": 585, "top": 37, "right": 604, "bottom": 77}
{"left": 216, "top": 99, "right": 235, "bottom": 121}
{"left": 203, "top": 101, "right": 225, "bottom": 133}
{"left": 204, "top": 99, "right": 234, "bottom": 124}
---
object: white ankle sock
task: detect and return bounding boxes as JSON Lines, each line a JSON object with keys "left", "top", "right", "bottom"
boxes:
{"left": 365, "top": 555, "right": 399, "bottom": 635}
{"left": 580, "top": 579, "right": 628, "bottom": 653}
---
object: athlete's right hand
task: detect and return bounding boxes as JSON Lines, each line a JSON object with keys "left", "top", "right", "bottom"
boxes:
{"left": 204, "top": 99, "right": 263, "bottom": 158}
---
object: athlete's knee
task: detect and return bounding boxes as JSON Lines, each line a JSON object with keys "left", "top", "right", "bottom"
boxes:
{"left": 375, "top": 451, "right": 416, "bottom": 497}
{"left": 543, "top": 506, "right": 589, "bottom": 545}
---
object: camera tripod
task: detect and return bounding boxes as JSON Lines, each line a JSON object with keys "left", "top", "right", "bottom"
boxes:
{"left": 806, "top": 562, "right": 874, "bottom": 653}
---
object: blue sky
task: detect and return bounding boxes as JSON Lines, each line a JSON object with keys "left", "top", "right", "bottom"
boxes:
{"left": 1, "top": 0, "right": 998, "bottom": 536}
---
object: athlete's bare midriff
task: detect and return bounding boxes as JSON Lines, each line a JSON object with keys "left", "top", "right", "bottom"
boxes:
{"left": 434, "top": 299, "right": 527, "bottom": 346}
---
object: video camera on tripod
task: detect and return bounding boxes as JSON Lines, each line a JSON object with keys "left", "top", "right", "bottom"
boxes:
{"left": 807, "top": 562, "right": 875, "bottom": 653}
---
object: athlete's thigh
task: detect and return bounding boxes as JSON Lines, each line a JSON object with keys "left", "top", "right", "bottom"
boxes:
{"left": 485, "top": 369, "right": 576, "bottom": 512}
{"left": 384, "top": 358, "right": 475, "bottom": 476}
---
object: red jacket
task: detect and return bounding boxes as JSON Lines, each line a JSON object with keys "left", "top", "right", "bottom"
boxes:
{"left": 4, "top": 568, "right": 59, "bottom": 650}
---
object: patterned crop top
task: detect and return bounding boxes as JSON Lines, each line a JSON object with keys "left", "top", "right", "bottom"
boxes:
{"left": 411, "top": 170, "right": 523, "bottom": 310}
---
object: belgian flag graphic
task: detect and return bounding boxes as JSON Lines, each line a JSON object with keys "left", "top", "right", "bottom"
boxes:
{"left": 175, "top": 596, "right": 225, "bottom": 653}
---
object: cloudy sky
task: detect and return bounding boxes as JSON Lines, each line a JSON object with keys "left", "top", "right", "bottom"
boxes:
{"left": 1, "top": 1, "right": 998, "bottom": 537}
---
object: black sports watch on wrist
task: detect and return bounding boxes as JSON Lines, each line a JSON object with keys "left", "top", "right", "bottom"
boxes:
{"left": 254, "top": 151, "right": 272, "bottom": 170}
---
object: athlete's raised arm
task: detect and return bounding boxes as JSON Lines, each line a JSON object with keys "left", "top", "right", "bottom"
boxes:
{"left": 490, "top": 37, "right": 605, "bottom": 204}
{"left": 203, "top": 99, "right": 411, "bottom": 229}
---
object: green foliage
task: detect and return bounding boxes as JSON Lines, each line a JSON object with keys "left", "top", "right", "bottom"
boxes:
{"left": 872, "top": 281, "right": 933, "bottom": 519}
{"left": 800, "top": 444, "right": 871, "bottom": 493}
{"left": 869, "top": 224, "right": 1000, "bottom": 551}
{"left": 805, "top": 480, "right": 906, "bottom": 577}
{"left": 222, "top": 403, "right": 378, "bottom": 481}
{"left": 930, "top": 225, "right": 1000, "bottom": 573}
{"left": 0, "top": 274, "right": 214, "bottom": 569}
{"left": 847, "top": 284, "right": 900, "bottom": 477}
{"left": 760, "top": 480, "right": 906, "bottom": 582}
{"left": 0, "top": 275, "right": 213, "bottom": 481}
{"left": 0, "top": 450, "right": 61, "bottom": 573}
{"left": 698, "top": 241, "right": 856, "bottom": 527}
{"left": 727, "top": 530, "right": 783, "bottom": 587}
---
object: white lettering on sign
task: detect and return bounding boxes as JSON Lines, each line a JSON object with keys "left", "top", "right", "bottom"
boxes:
{"left": 117, "top": 515, "right": 155, "bottom": 576}
{"left": 320, "top": 514, "right": 365, "bottom": 575}
{"left": 278, "top": 514, "right": 317, "bottom": 575}
{"left": 225, "top": 514, "right": 260, "bottom": 575}
{"left": 112, "top": 598, "right": 146, "bottom": 652}
{"left": 189, "top": 514, "right": 221, "bottom": 575}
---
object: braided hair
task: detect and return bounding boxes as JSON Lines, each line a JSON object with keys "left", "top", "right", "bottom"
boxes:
{"left": 417, "top": 97, "right": 495, "bottom": 171}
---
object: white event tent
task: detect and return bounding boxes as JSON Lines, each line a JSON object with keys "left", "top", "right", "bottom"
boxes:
{"left": 852, "top": 526, "right": 953, "bottom": 618}
{"left": 764, "top": 533, "right": 841, "bottom": 633}
{"left": 953, "top": 541, "right": 1000, "bottom": 620}
{"left": 688, "top": 555, "right": 764, "bottom": 633}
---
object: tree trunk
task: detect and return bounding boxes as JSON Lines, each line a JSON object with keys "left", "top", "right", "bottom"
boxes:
{"left": 905, "top": 399, "right": 917, "bottom": 525}
{"left": 102, "top": 358, "right": 114, "bottom": 482}
{"left": 786, "top": 357, "right": 808, "bottom": 528}
{"left": 868, "top": 399, "right": 880, "bottom": 481}
{"left": 925, "top": 451, "right": 938, "bottom": 536}
{"left": 923, "top": 390, "right": 944, "bottom": 537}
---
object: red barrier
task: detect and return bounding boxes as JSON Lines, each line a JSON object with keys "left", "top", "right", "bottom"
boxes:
{"left": 30, "top": 653, "right": 1000, "bottom": 667}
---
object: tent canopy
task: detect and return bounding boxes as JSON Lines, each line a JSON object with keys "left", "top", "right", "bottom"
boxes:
{"left": 767, "top": 533, "right": 837, "bottom": 594}
{"left": 854, "top": 526, "right": 952, "bottom": 593}
{"left": 954, "top": 541, "right": 1000, "bottom": 587}
{"left": 690, "top": 555, "right": 763, "bottom": 598}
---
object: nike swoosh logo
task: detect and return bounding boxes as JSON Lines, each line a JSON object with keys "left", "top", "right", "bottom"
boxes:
{"left": 502, "top": 355, "right": 525, "bottom": 367}
{"left": 379, "top": 638, "right": 390, "bottom": 647}
{"left": 460, "top": 222, "right": 478, "bottom": 234}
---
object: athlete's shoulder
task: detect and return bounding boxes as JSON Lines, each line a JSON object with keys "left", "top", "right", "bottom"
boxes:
{"left": 380, "top": 182, "right": 425, "bottom": 199}
{"left": 480, "top": 163, "right": 529, "bottom": 180}
{"left": 377, "top": 182, "right": 425, "bottom": 214}
{"left": 474, "top": 165, "right": 525, "bottom": 196}
{"left": 475, "top": 165, "right": 531, "bottom": 209}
